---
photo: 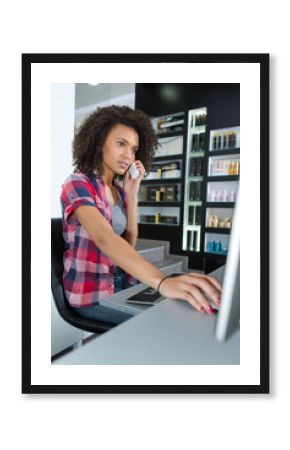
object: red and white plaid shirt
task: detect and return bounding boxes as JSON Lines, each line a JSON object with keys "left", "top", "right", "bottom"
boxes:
{"left": 61, "top": 171, "right": 135, "bottom": 307}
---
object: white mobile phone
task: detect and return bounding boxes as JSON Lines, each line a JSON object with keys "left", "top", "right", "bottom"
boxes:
{"left": 128, "top": 163, "right": 139, "bottom": 179}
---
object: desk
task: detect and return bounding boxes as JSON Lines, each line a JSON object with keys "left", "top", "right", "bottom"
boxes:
{"left": 53, "top": 267, "right": 239, "bottom": 365}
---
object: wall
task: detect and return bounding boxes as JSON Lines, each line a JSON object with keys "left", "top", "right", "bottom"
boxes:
{"left": 51, "top": 83, "right": 75, "bottom": 218}
{"left": 51, "top": 83, "right": 83, "bottom": 357}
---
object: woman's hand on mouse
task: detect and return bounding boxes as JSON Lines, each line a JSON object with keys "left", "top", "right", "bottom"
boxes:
{"left": 124, "top": 160, "right": 146, "bottom": 198}
{"left": 158, "top": 273, "right": 222, "bottom": 315}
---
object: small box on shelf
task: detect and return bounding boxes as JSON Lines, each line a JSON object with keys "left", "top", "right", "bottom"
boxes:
{"left": 151, "top": 112, "right": 185, "bottom": 136}
{"left": 146, "top": 160, "right": 182, "bottom": 180}
{"left": 138, "top": 206, "right": 180, "bottom": 226}
{"left": 139, "top": 184, "right": 180, "bottom": 203}
{"left": 155, "top": 135, "right": 184, "bottom": 157}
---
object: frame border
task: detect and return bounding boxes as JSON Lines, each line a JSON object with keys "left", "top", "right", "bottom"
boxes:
{"left": 22, "top": 53, "right": 269, "bottom": 394}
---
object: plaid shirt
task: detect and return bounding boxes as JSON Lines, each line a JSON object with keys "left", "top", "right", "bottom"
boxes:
{"left": 61, "top": 171, "right": 135, "bottom": 307}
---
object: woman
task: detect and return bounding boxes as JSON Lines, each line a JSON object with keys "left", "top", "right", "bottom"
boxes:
{"left": 61, "top": 105, "right": 221, "bottom": 325}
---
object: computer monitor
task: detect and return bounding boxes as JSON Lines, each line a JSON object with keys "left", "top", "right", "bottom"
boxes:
{"left": 215, "top": 188, "right": 240, "bottom": 342}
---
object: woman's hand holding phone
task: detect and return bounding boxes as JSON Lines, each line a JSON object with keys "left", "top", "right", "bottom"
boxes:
{"left": 124, "top": 160, "right": 146, "bottom": 199}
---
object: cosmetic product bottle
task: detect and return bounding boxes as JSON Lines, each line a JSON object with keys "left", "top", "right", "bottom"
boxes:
{"left": 210, "top": 189, "right": 216, "bottom": 202}
{"left": 188, "top": 206, "right": 194, "bottom": 225}
{"left": 223, "top": 132, "right": 228, "bottom": 149}
{"left": 199, "top": 132, "right": 205, "bottom": 150}
{"left": 187, "top": 230, "right": 192, "bottom": 250}
{"left": 213, "top": 215, "right": 219, "bottom": 228}
{"left": 192, "top": 134, "right": 199, "bottom": 152}
{"left": 209, "top": 240, "right": 215, "bottom": 253}
{"left": 217, "top": 134, "right": 222, "bottom": 149}
{"left": 229, "top": 190, "right": 235, "bottom": 202}
{"left": 215, "top": 241, "right": 222, "bottom": 253}
{"left": 155, "top": 213, "right": 161, "bottom": 224}
{"left": 228, "top": 131, "right": 233, "bottom": 148}
{"left": 222, "top": 189, "right": 228, "bottom": 202}
{"left": 160, "top": 186, "right": 166, "bottom": 201}
{"left": 192, "top": 231, "right": 197, "bottom": 251}
{"left": 212, "top": 133, "right": 217, "bottom": 150}
{"left": 195, "top": 206, "right": 202, "bottom": 225}
{"left": 225, "top": 218, "right": 231, "bottom": 229}
{"left": 232, "top": 131, "right": 237, "bottom": 148}
{"left": 233, "top": 160, "right": 239, "bottom": 175}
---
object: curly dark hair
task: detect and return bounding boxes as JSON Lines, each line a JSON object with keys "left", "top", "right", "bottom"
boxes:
{"left": 72, "top": 105, "right": 159, "bottom": 176}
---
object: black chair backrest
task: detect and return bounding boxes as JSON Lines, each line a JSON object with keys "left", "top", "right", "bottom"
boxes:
{"left": 51, "top": 218, "right": 114, "bottom": 334}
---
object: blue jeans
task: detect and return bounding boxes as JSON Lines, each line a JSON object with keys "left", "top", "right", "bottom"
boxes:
{"left": 72, "top": 268, "right": 137, "bottom": 325}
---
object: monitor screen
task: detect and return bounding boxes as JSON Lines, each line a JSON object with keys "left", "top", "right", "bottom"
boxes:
{"left": 215, "top": 188, "right": 240, "bottom": 342}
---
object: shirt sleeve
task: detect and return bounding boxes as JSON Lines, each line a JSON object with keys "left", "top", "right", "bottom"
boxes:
{"left": 61, "top": 174, "right": 99, "bottom": 225}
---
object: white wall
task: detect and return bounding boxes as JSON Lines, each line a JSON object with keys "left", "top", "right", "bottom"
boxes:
{"left": 51, "top": 83, "right": 84, "bottom": 356}
{"left": 51, "top": 83, "right": 75, "bottom": 217}
{"left": 75, "top": 92, "right": 135, "bottom": 129}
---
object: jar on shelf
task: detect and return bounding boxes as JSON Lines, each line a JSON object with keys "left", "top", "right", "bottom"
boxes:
{"left": 209, "top": 240, "right": 215, "bottom": 252}
{"left": 215, "top": 241, "right": 222, "bottom": 253}
{"left": 228, "top": 161, "right": 233, "bottom": 175}
{"left": 210, "top": 189, "right": 216, "bottom": 202}
{"left": 222, "top": 190, "right": 228, "bottom": 202}
{"left": 224, "top": 218, "right": 231, "bottom": 229}
{"left": 216, "top": 190, "right": 223, "bottom": 202}
{"left": 212, "top": 215, "right": 219, "bottom": 228}
{"left": 229, "top": 190, "right": 236, "bottom": 202}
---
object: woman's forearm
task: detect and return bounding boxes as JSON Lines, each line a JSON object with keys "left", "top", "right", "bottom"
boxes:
{"left": 100, "top": 231, "right": 165, "bottom": 290}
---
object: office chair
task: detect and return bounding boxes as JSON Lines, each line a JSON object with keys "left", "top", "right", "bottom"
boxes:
{"left": 51, "top": 218, "right": 116, "bottom": 334}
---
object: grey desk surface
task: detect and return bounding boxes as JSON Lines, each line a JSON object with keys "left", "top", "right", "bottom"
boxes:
{"left": 53, "top": 267, "right": 240, "bottom": 365}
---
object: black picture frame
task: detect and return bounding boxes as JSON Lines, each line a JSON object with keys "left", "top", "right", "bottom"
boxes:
{"left": 22, "top": 53, "right": 269, "bottom": 394}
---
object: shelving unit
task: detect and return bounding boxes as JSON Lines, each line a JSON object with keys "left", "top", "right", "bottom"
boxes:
{"left": 135, "top": 94, "right": 240, "bottom": 272}
{"left": 138, "top": 111, "right": 185, "bottom": 228}
{"left": 204, "top": 126, "right": 240, "bottom": 263}
{"left": 182, "top": 107, "right": 207, "bottom": 252}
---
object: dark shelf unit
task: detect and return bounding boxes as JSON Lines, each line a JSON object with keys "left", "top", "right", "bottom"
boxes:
{"left": 153, "top": 154, "right": 183, "bottom": 162}
{"left": 138, "top": 201, "right": 181, "bottom": 207}
{"left": 204, "top": 227, "right": 231, "bottom": 234}
{"left": 206, "top": 175, "right": 239, "bottom": 182}
{"left": 209, "top": 148, "right": 240, "bottom": 157}
{"left": 206, "top": 202, "right": 235, "bottom": 208}
{"left": 141, "top": 177, "right": 182, "bottom": 185}
{"left": 139, "top": 222, "right": 179, "bottom": 227}
{"left": 135, "top": 83, "right": 240, "bottom": 271}
{"left": 156, "top": 130, "right": 184, "bottom": 139}
{"left": 202, "top": 126, "right": 240, "bottom": 271}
